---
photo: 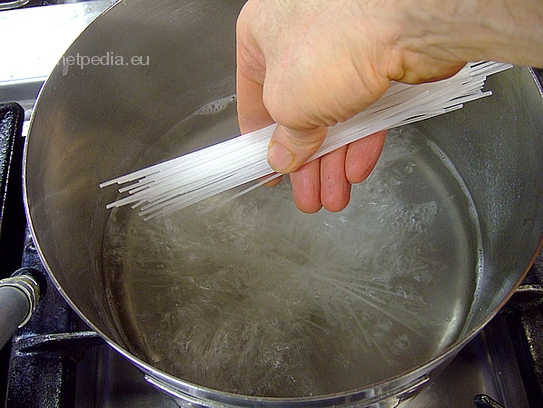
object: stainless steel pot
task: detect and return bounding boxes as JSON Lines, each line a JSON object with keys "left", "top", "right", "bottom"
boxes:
{"left": 23, "top": 0, "right": 543, "bottom": 406}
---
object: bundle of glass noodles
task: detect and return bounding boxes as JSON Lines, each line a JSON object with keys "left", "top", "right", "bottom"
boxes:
{"left": 100, "top": 62, "right": 511, "bottom": 219}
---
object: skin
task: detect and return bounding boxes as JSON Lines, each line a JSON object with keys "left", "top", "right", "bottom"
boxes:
{"left": 236, "top": 0, "right": 543, "bottom": 213}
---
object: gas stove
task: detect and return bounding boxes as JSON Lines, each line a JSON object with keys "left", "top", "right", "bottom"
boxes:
{"left": 0, "top": 3, "right": 542, "bottom": 407}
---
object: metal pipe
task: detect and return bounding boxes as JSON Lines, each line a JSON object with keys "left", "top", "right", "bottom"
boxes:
{"left": 0, "top": 269, "right": 43, "bottom": 349}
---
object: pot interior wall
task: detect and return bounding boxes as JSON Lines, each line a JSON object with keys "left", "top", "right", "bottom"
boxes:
{"left": 415, "top": 67, "right": 543, "bottom": 326}
{"left": 24, "top": 0, "right": 543, "bottom": 398}
{"left": 25, "top": 0, "right": 244, "bottom": 343}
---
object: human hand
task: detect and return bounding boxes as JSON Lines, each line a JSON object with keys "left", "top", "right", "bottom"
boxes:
{"left": 236, "top": 0, "right": 543, "bottom": 213}
{"left": 236, "top": 0, "right": 465, "bottom": 213}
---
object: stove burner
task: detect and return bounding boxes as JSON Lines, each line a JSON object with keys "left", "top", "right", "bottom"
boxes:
{"left": 0, "top": 1, "right": 29, "bottom": 11}
{"left": 0, "top": 0, "right": 89, "bottom": 9}
{"left": 6, "top": 231, "right": 103, "bottom": 408}
{"left": 474, "top": 394, "right": 505, "bottom": 408}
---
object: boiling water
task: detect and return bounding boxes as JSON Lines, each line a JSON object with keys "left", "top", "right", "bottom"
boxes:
{"left": 102, "top": 115, "right": 481, "bottom": 398}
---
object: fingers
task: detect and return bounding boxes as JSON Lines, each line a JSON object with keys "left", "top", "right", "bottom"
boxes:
{"left": 267, "top": 125, "right": 327, "bottom": 174}
{"left": 289, "top": 149, "right": 353, "bottom": 214}
{"left": 290, "top": 160, "right": 322, "bottom": 213}
{"left": 290, "top": 133, "right": 386, "bottom": 213}
{"left": 320, "top": 146, "right": 351, "bottom": 212}
{"left": 345, "top": 130, "right": 387, "bottom": 183}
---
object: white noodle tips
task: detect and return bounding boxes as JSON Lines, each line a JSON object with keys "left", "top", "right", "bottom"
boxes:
{"left": 100, "top": 62, "right": 511, "bottom": 219}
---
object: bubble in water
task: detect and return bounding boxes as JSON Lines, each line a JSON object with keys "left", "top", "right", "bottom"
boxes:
{"left": 194, "top": 94, "right": 237, "bottom": 116}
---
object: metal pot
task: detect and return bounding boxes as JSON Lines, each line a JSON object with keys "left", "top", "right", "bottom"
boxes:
{"left": 23, "top": 0, "right": 543, "bottom": 406}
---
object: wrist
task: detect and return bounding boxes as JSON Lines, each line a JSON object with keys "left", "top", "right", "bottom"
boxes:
{"left": 400, "top": 0, "right": 543, "bottom": 67}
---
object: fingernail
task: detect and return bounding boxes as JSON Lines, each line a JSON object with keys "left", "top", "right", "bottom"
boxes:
{"left": 268, "top": 141, "right": 294, "bottom": 173}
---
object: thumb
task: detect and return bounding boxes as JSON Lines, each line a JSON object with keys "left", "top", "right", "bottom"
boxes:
{"left": 267, "top": 125, "right": 328, "bottom": 174}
